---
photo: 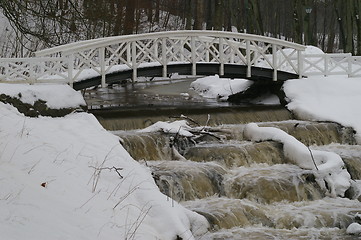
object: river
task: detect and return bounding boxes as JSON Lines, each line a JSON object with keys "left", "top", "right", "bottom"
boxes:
{"left": 84, "top": 78, "right": 361, "bottom": 239}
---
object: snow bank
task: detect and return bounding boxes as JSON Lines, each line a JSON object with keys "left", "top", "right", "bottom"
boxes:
{"left": 284, "top": 76, "right": 361, "bottom": 143}
{"left": 0, "top": 83, "right": 86, "bottom": 109}
{"left": 0, "top": 86, "right": 208, "bottom": 239}
{"left": 190, "top": 75, "right": 252, "bottom": 100}
{"left": 244, "top": 123, "right": 351, "bottom": 197}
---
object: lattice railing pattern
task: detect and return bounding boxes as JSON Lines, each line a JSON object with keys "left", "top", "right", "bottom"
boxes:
{"left": 34, "top": 31, "right": 309, "bottom": 86}
{"left": 302, "top": 54, "right": 352, "bottom": 76}
{"left": 1, "top": 30, "right": 361, "bottom": 86}
{"left": 0, "top": 57, "right": 69, "bottom": 83}
{"left": 349, "top": 56, "right": 361, "bottom": 76}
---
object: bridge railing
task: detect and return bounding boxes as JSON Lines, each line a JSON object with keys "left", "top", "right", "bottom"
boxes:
{"left": 0, "top": 57, "right": 70, "bottom": 83}
{"left": 34, "top": 31, "right": 306, "bottom": 86}
{"left": 301, "top": 53, "right": 351, "bottom": 76}
{"left": 3, "top": 31, "right": 361, "bottom": 86}
{"left": 348, "top": 56, "right": 361, "bottom": 77}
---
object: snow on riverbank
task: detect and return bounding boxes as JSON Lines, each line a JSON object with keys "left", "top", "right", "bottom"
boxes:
{"left": 0, "top": 84, "right": 208, "bottom": 240}
{"left": 283, "top": 76, "right": 361, "bottom": 144}
{"left": 0, "top": 83, "right": 86, "bottom": 109}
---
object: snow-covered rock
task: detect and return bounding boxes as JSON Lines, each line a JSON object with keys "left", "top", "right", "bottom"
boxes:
{"left": 190, "top": 75, "right": 252, "bottom": 100}
{"left": 244, "top": 123, "right": 351, "bottom": 197}
{"left": 347, "top": 222, "right": 361, "bottom": 235}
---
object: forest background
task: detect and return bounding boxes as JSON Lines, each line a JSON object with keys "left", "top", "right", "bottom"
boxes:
{"left": 1, "top": 0, "right": 360, "bottom": 57}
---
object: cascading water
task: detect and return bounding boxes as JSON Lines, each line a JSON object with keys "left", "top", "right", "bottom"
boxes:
{"left": 84, "top": 76, "right": 361, "bottom": 238}
{"left": 111, "top": 117, "right": 361, "bottom": 239}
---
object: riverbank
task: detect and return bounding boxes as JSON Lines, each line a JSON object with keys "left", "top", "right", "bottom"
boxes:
{"left": 0, "top": 83, "right": 208, "bottom": 240}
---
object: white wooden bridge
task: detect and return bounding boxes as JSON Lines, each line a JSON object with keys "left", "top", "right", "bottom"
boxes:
{"left": 1, "top": 30, "right": 361, "bottom": 90}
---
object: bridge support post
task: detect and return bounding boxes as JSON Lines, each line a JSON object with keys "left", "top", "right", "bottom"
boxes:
{"left": 219, "top": 37, "right": 224, "bottom": 76}
{"left": 191, "top": 36, "right": 196, "bottom": 76}
{"left": 246, "top": 40, "right": 251, "bottom": 78}
{"left": 127, "top": 43, "right": 131, "bottom": 64}
{"left": 324, "top": 54, "right": 329, "bottom": 77}
{"left": 298, "top": 50, "right": 303, "bottom": 78}
{"left": 162, "top": 38, "right": 167, "bottom": 78}
{"left": 99, "top": 47, "right": 107, "bottom": 88}
{"left": 272, "top": 44, "right": 278, "bottom": 81}
{"left": 29, "top": 61, "right": 35, "bottom": 84}
{"left": 348, "top": 56, "right": 353, "bottom": 77}
{"left": 67, "top": 54, "right": 74, "bottom": 87}
{"left": 132, "top": 41, "right": 137, "bottom": 83}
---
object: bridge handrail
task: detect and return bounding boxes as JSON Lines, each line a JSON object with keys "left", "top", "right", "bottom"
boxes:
{"left": 33, "top": 30, "right": 308, "bottom": 86}
{"left": 36, "top": 31, "right": 306, "bottom": 56}
{"left": 301, "top": 53, "right": 352, "bottom": 76}
{"left": 0, "top": 56, "right": 69, "bottom": 83}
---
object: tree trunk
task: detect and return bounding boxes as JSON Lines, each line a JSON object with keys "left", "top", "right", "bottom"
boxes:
{"left": 185, "top": 0, "right": 193, "bottom": 29}
{"left": 250, "top": 0, "right": 263, "bottom": 35}
{"left": 194, "top": 0, "right": 204, "bottom": 29}
{"left": 155, "top": 0, "right": 160, "bottom": 23}
{"left": 114, "top": 1, "right": 124, "bottom": 35}
{"left": 355, "top": 0, "right": 361, "bottom": 55}
{"left": 293, "top": 0, "right": 303, "bottom": 44}
{"left": 214, "top": 0, "right": 223, "bottom": 30}
{"left": 124, "top": 0, "right": 135, "bottom": 34}
{"left": 345, "top": 0, "right": 354, "bottom": 53}
{"left": 206, "top": 0, "right": 214, "bottom": 30}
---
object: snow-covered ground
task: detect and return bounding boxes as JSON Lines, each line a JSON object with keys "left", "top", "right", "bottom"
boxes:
{"left": 2, "top": 44, "right": 361, "bottom": 238}
{"left": 0, "top": 84, "right": 208, "bottom": 240}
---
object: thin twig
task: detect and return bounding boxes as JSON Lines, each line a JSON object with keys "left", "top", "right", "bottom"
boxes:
{"left": 89, "top": 166, "right": 124, "bottom": 179}
{"left": 169, "top": 115, "right": 201, "bottom": 126}
{"left": 20, "top": 117, "right": 26, "bottom": 137}
{"left": 307, "top": 146, "right": 319, "bottom": 171}
{"left": 205, "top": 114, "right": 211, "bottom": 127}
{"left": 200, "top": 114, "right": 211, "bottom": 131}
{"left": 189, "top": 129, "right": 222, "bottom": 141}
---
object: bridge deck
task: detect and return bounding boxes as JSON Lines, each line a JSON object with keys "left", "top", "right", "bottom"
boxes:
{"left": 73, "top": 63, "right": 299, "bottom": 90}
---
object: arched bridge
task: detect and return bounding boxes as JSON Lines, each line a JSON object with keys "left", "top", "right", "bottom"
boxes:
{"left": 1, "top": 30, "right": 361, "bottom": 90}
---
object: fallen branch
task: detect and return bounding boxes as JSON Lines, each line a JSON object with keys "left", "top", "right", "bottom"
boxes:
{"left": 189, "top": 129, "right": 223, "bottom": 141}
{"left": 169, "top": 115, "right": 201, "bottom": 126}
